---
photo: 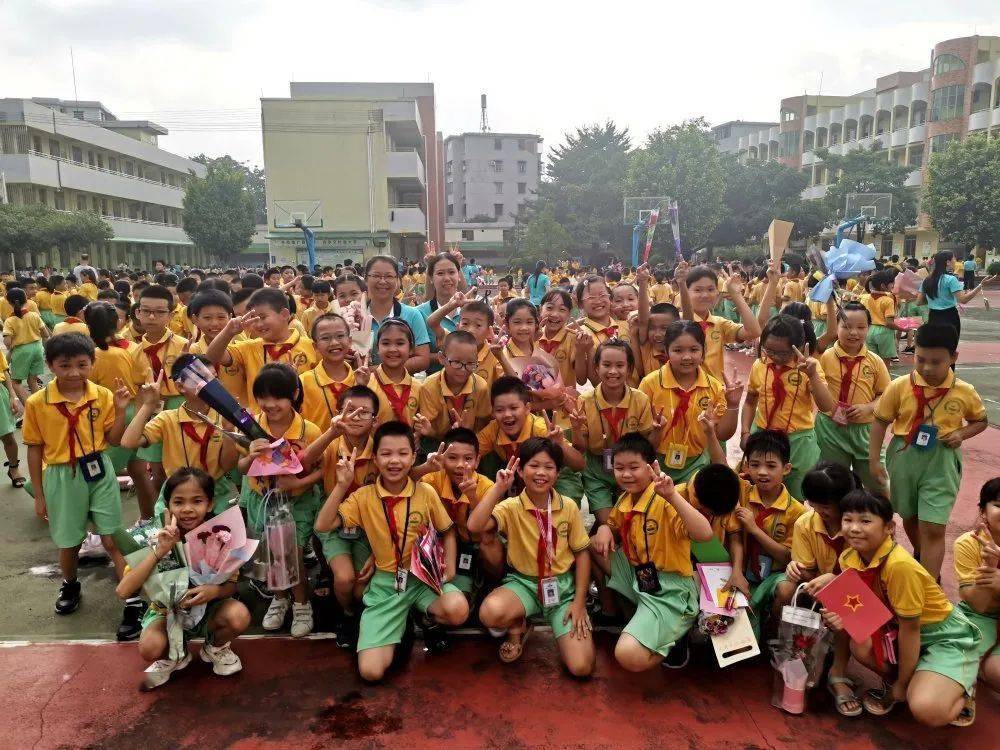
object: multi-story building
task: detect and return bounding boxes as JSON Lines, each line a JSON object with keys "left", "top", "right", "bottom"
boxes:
{"left": 713, "top": 35, "right": 1000, "bottom": 259}
{"left": 0, "top": 97, "right": 207, "bottom": 270}
{"left": 261, "top": 82, "right": 445, "bottom": 268}
{"left": 443, "top": 132, "right": 542, "bottom": 265}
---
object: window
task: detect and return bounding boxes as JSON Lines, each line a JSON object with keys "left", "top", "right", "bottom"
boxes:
{"left": 494, "top": 182, "right": 503, "bottom": 194}
{"left": 32, "top": 135, "right": 42, "bottom": 152}
{"left": 518, "top": 160, "right": 527, "bottom": 173}
{"left": 491, "top": 160, "right": 503, "bottom": 173}
{"left": 494, "top": 138, "right": 502, "bottom": 150}
{"left": 446, "top": 180, "right": 453, "bottom": 194}
{"left": 112, "top": 200, "right": 122, "bottom": 217}
{"left": 447, "top": 204, "right": 454, "bottom": 217}
{"left": 930, "top": 85, "right": 965, "bottom": 122}
{"left": 72, "top": 146, "right": 83, "bottom": 163}
{"left": 48, "top": 139, "right": 60, "bottom": 157}
{"left": 909, "top": 149, "right": 923, "bottom": 168}
{"left": 880, "top": 236, "right": 893, "bottom": 257}
{"left": 100, "top": 198, "right": 108, "bottom": 215}
{"left": 971, "top": 84, "right": 991, "bottom": 113}
{"left": 517, "top": 182, "right": 527, "bottom": 194}
{"left": 461, "top": 160, "right": 467, "bottom": 172}
{"left": 904, "top": 236, "right": 917, "bottom": 257}
{"left": 494, "top": 203, "right": 504, "bottom": 218}
{"left": 91, "top": 197, "right": 99, "bottom": 212}
{"left": 168, "top": 174, "right": 175, "bottom": 186}
{"left": 37, "top": 188, "right": 47, "bottom": 205}
{"left": 73, "top": 110, "right": 84, "bottom": 120}
{"left": 933, "top": 53, "right": 965, "bottom": 76}
{"left": 931, "top": 133, "right": 957, "bottom": 153}
{"left": 779, "top": 130, "right": 800, "bottom": 156}
{"left": 87, "top": 151, "right": 95, "bottom": 167}
{"left": 124, "top": 161, "right": 134, "bottom": 176}
{"left": 445, "top": 160, "right": 452, "bottom": 174}
{"left": 76, "top": 195, "right": 86, "bottom": 211}
{"left": 780, "top": 109, "right": 797, "bottom": 122}
{"left": 462, "top": 229, "right": 474, "bottom": 241}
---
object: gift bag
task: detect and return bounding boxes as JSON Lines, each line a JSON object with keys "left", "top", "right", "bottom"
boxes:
{"left": 771, "top": 658, "right": 809, "bottom": 715}
{"left": 770, "top": 583, "right": 832, "bottom": 690}
{"left": 262, "top": 490, "right": 300, "bottom": 591}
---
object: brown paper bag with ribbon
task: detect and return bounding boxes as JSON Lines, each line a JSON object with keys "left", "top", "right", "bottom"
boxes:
{"left": 768, "top": 219, "right": 794, "bottom": 268}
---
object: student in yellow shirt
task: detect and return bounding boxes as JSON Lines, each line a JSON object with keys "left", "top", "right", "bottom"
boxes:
{"left": 781, "top": 262, "right": 805, "bottom": 304}
{"left": 167, "top": 277, "right": 198, "bottom": 338}
{"left": 34, "top": 274, "right": 55, "bottom": 328}
{"left": 299, "top": 280, "right": 336, "bottom": 334}
{"left": 428, "top": 294, "right": 504, "bottom": 393}
{"left": 469, "top": 439, "right": 595, "bottom": 675}
{"left": 416, "top": 330, "right": 491, "bottom": 450}
{"left": 51, "top": 295, "right": 90, "bottom": 336}
{"left": 300, "top": 313, "right": 356, "bottom": 431}
{"left": 0, "top": 349, "right": 24, "bottom": 487}
{"left": 591, "top": 433, "right": 714, "bottom": 671}
{"left": 315, "top": 421, "right": 469, "bottom": 681}
{"left": 869, "top": 323, "right": 988, "bottom": 580}
{"left": 860, "top": 270, "right": 900, "bottom": 362}
{"left": 3, "top": 288, "right": 49, "bottom": 402}
{"left": 649, "top": 269, "right": 675, "bottom": 305}
{"left": 742, "top": 314, "right": 835, "bottom": 499}
{"left": 357, "top": 319, "right": 421, "bottom": 428}
{"left": 573, "top": 276, "right": 629, "bottom": 384}
{"left": 537, "top": 289, "right": 577, "bottom": 388}
{"left": 187, "top": 290, "right": 247, "bottom": 408}
{"left": 635, "top": 264, "right": 681, "bottom": 381}
{"left": 954, "top": 478, "right": 1000, "bottom": 697}
{"left": 77, "top": 269, "right": 99, "bottom": 301}
{"left": 333, "top": 273, "right": 364, "bottom": 311}
{"left": 610, "top": 282, "right": 639, "bottom": 323}
{"left": 805, "top": 491, "right": 981, "bottom": 726}
{"left": 815, "top": 302, "right": 892, "bottom": 489}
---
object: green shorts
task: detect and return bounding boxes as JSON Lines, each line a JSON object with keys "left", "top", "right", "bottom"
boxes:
{"left": 243, "top": 483, "right": 321, "bottom": 547}
{"left": 899, "top": 301, "right": 929, "bottom": 322}
{"left": 916, "top": 607, "right": 983, "bottom": 694}
{"left": 885, "top": 435, "right": 961, "bottom": 525}
{"left": 155, "top": 471, "right": 235, "bottom": 517}
{"left": 42, "top": 455, "right": 122, "bottom": 548}
{"left": 866, "top": 324, "right": 897, "bottom": 360}
{"left": 105, "top": 404, "right": 138, "bottom": 472}
{"left": 9, "top": 340, "right": 44, "bottom": 380}
{"left": 583, "top": 451, "right": 619, "bottom": 513}
{"left": 500, "top": 569, "right": 576, "bottom": 639}
{"left": 0, "top": 385, "right": 14, "bottom": 438}
{"left": 40, "top": 311, "right": 58, "bottom": 328}
{"left": 748, "top": 571, "right": 786, "bottom": 639}
{"left": 606, "top": 549, "right": 698, "bottom": 656}
{"left": 957, "top": 601, "right": 999, "bottom": 661}
{"left": 750, "top": 425, "right": 819, "bottom": 501}
{"left": 136, "top": 396, "right": 186, "bottom": 462}
{"left": 657, "top": 450, "right": 709, "bottom": 485}
{"left": 317, "top": 528, "right": 372, "bottom": 572}
{"left": 141, "top": 598, "right": 223, "bottom": 642}
{"left": 814, "top": 413, "right": 884, "bottom": 490}
{"left": 358, "top": 569, "right": 460, "bottom": 651}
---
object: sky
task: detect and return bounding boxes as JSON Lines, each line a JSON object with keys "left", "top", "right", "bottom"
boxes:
{"left": 2, "top": 0, "right": 999, "bottom": 168}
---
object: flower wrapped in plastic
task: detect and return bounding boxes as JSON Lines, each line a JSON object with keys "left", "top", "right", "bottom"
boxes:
{"left": 809, "top": 238, "right": 878, "bottom": 304}
{"left": 508, "top": 348, "right": 565, "bottom": 403}
{"left": 768, "top": 583, "right": 833, "bottom": 690}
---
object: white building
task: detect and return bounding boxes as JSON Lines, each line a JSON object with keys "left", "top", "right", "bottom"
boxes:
{"left": 0, "top": 97, "right": 207, "bottom": 270}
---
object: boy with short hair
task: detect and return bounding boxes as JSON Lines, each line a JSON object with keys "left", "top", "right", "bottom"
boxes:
{"left": 300, "top": 280, "right": 335, "bottom": 334}
{"left": 187, "top": 290, "right": 247, "bottom": 406}
{"left": 52, "top": 294, "right": 90, "bottom": 336}
{"left": 169, "top": 277, "right": 199, "bottom": 338}
{"left": 416, "top": 330, "right": 491, "bottom": 444}
{"left": 870, "top": 323, "right": 988, "bottom": 580}
{"left": 428, "top": 296, "right": 503, "bottom": 392}
{"left": 314, "top": 421, "right": 469, "bottom": 682}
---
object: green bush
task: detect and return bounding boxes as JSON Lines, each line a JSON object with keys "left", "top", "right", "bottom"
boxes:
{"left": 988, "top": 261, "right": 1000, "bottom": 276}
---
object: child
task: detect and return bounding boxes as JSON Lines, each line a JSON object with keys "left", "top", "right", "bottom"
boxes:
{"left": 468, "top": 439, "right": 595, "bottom": 675}
{"left": 610, "top": 282, "right": 639, "bottom": 323}
{"left": 675, "top": 262, "right": 761, "bottom": 381}
{"left": 635, "top": 265, "right": 680, "bottom": 379}
{"left": 592, "top": 433, "right": 714, "bottom": 671}
{"left": 360, "top": 319, "right": 422, "bottom": 427}
{"left": 301, "top": 313, "right": 357, "bottom": 431}
{"left": 206, "top": 287, "right": 318, "bottom": 412}
{"left": 0, "top": 348, "right": 24, "bottom": 487}
{"left": 870, "top": 323, "right": 988, "bottom": 580}
{"left": 187, "top": 290, "right": 247, "bottom": 407}
{"left": 300, "top": 280, "right": 336, "bottom": 332}
{"left": 639, "top": 321, "right": 740, "bottom": 481}
{"left": 815, "top": 302, "right": 891, "bottom": 489}
{"left": 22, "top": 333, "right": 134, "bottom": 633}
{"left": 571, "top": 340, "right": 655, "bottom": 524}
{"left": 428, "top": 294, "right": 503, "bottom": 392}
{"left": 168, "top": 277, "right": 198, "bottom": 338}
{"left": 574, "top": 275, "right": 628, "bottom": 382}
{"left": 416, "top": 330, "right": 491, "bottom": 445}
{"left": 649, "top": 269, "right": 674, "bottom": 305}
{"left": 537, "top": 290, "right": 577, "bottom": 389}
{"left": 742, "top": 313, "right": 834, "bottom": 499}
{"left": 502, "top": 298, "right": 540, "bottom": 360}
{"left": 240, "top": 363, "right": 323, "bottom": 638}
{"left": 314, "top": 421, "right": 469, "bottom": 682}
{"left": 78, "top": 269, "right": 99, "bottom": 301}
{"left": 805, "top": 490, "right": 982, "bottom": 726}
{"left": 333, "top": 273, "right": 365, "bottom": 311}
{"left": 118, "top": 468, "right": 250, "bottom": 690}
{"left": 3, "top": 287, "right": 49, "bottom": 402}
{"left": 51, "top": 294, "right": 90, "bottom": 336}
{"left": 860, "top": 270, "right": 900, "bottom": 362}
{"left": 47, "top": 275, "right": 69, "bottom": 325}
{"left": 954, "top": 478, "right": 1000, "bottom": 696}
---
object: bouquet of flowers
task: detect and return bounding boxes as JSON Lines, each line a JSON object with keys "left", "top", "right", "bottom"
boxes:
{"left": 183, "top": 506, "right": 259, "bottom": 626}
{"left": 508, "top": 349, "right": 565, "bottom": 402}
{"left": 172, "top": 355, "right": 269, "bottom": 443}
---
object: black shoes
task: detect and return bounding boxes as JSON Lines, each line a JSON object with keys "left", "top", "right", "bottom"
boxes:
{"left": 117, "top": 599, "right": 148, "bottom": 641}
{"left": 55, "top": 580, "right": 82, "bottom": 615}
{"left": 335, "top": 612, "right": 360, "bottom": 650}
{"left": 662, "top": 635, "right": 690, "bottom": 669}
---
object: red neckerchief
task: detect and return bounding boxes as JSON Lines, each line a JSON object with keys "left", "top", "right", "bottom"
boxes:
{"left": 112, "top": 339, "right": 131, "bottom": 350}
{"left": 746, "top": 503, "right": 783, "bottom": 578}
{"left": 143, "top": 336, "right": 170, "bottom": 380}
{"left": 906, "top": 373, "right": 949, "bottom": 446}
{"left": 698, "top": 319, "right": 715, "bottom": 336}
{"left": 856, "top": 549, "right": 896, "bottom": 670}
{"left": 538, "top": 338, "right": 561, "bottom": 354}
{"left": 838, "top": 354, "right": 862, "bottom": 404}
{"left": 528, "top": 505, "right": 557, "bottom": 602}
{"left": 665, "top": 386, "right": 694, "bottom": 435}
{"left": 449, "top": 393, "right": 468, "bottom": 416}
{"left": 375, "top": 372, "right": 412, "bottom": 423}
{"left": 600, "top": 405, "right": 629, "bottom": 444}
{"left": 181, "top": 422, "right": 215, "bottom": 467}
{"left": 765, "top": 364, "right": 790, "bottom": 429}
{"left": 620, "top": 509, "right": 643, "bottom": 564}
{"left": 54, "top": 400, "right": 94, "bottom": 466}
{"left": 264, "top": 336, "right": 297, "bottom": 362}
{"left": 65, "top": 316, "right": 83, "bottom": 325}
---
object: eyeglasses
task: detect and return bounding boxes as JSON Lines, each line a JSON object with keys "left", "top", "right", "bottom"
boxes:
{"left": 763, "top": 347, "right": 794, "bottom": 361}
{"left": 366, "top": 273, "right": 398, "bottom": 283}
{"left": 348, "top": 409, "right": 376, "bottom": 420}
{"left": 446, "top": 359, "right": 479, "bottom": 371}
{"left": 139, "top": 307, "right": 170, "bottom": 317}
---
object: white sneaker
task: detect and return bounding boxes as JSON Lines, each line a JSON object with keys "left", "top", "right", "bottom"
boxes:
{"left": 200, "top": 641, "right": 243, "bottom": 676}
{"left": 141, "top": 652, "right": 192, "bottom": 690}
{"left": 290, "top": 602, "right": 314, "bottom": 638}
{"left": 262, "top": 596, "right": 290, "bottom": 631}
{"left": 78, "top": 532, "right": 108, "bottom": 560}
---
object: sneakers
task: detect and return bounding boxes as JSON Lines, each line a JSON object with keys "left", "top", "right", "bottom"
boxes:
{"left": 662, "top": 635, "right": 690, "bottom": 669}
{"left": 262, "top": 596, "right": 291, "bottom": 631}
{"left": 78, "top": 532, "right": 108, "bottom": 561}
{"left": 335, "top": 613, "right": 359, "bottom": 650}
{"left": 200, "top": 641, "right": 243, "bottom": 676}
{"left": 55, "top": 580, "right": 81, "bottom": 615}
{"left": 117, "top": 599, "right": 148, "bottom": 642}
{"left": 290, "top": 602, "right": 314, "bottom": 637}
{"left": 141, "top": 652, "right": 192, "bottom": 690}
{"left": 420, "top": 619, "right": 451, "bottom": 654}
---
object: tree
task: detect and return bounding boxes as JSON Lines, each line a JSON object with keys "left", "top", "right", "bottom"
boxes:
{"left": 924, "top": 134, "right": 1000, "bottom": 254}
{"left": 182, "top": 161, "right": 256, "bottom": 259}
{"left": 816, "top": 143, "right": 917, "bottom": 237}
{"left": 0, "top": 204, "right": 111, "bottom": 267}
{"left": 518, "top": 204, "right": 573, "bottom": 266}
{"left": 191, "top": 154, "right": 266, "bottom": 225}
{"left": 45, "top": 209, "right": 113, "bottom": 265}
{"left": 625, "top": 118, "right": 726, "bottom": 260}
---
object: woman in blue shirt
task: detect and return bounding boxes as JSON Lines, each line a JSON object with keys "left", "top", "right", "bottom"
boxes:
{"left": 918, "top": 251, "right": 992, "bottom": 339}
{"left": 525, "top": 261, "right": 550, "bottom": 306}
{"left": 417, "top": 252, "right": 465, "bottom": 373}
{"left": 363, "top": 255, "right": 431, "bottom": 372}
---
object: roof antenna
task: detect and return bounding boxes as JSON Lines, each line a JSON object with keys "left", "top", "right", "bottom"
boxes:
{"left": 70, "top": 46, "right": 79, "bottom": 101}
{"left": 480, "top": 93, "right": 489, "bottom": 133}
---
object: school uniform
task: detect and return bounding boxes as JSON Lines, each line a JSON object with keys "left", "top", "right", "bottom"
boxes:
{"left": 228, "top": 330, "right": 318, "bottom": 412}
{"left": 493, "top": 491, "right": 591, "bottom": 639}
{"left": 35, "top": 289, "right": 55, "bottom": 328}
{"left": 783, "top": 279, "right": 805, "bottom": 303}
{"left": 0, "top": 351, "right": 15, "bottom": 439}
{"left": 368, "top": 365, "right": 421, "bottom": 427}
{"left": 300, "top": 362, "right": 356, "bottom": 432}
{"left": 22, "top": 381, "right": 121, "bottom": 548}
{"left": 860, "top": 292, "right": 898, "bottom": 359}
{"left": 417, "top": 371, "right": 491, "bottom": 442}
{"left": 316, "top": 435, "right": 375, "bottom": 572}
{"left": 338, "top": 478, "right": 459, "bottom": 651}
{"left": 808, "top": 300, "right": 828, "bottom": 338}
{"left": 0, "top": 298, "right": 39, "bottom": 321}
{"left": 92, "top": 340, "right": 151, "bottom": 472}
{"left": 691, "top": 313, "right": 742, "bottom": 381}
{"left": 639, "top": 363, "right": 728, "bottom": 483}
{"left": 650, "top": 283, "right": 674, "bottom": 305}
{"left": 49, "top": 292, "right": 67, "bottom": 323}
{"left": 473, "top": 344, "right": 504, "bottom": 393}
{"left": 3, "top": 312, "right": 46, "bottom": 380}
{"left": 874, "top": 370, "right": 986, "bottom": 525}
{"left": 132, "top": 331, "right": 189, "bottom": 462}
{"left": 747, "top": 357, "right": 825, "bottom": 500}
{"left": 579, "top": 317, "right": 629, "bottom": 349}
{"left": 790, "top": 509, "right": 844, "bottom": 576}
{"left": 416, "top": 298, "right": 460, "bottom": 374}
{"left": 954, "top": 531, "right": 1000, "bottom": 661}
{"left": 189, "top": 338, "right": 248, "bottom": 408}
{"left": 78, "top": 282, "right": 99, "bottom": 302}
{"left": 299, "top": 303, "right": 336, "bottom": 336}
{"left": 422, "top": 469, "right": 494, "bottom": 594}
{"left": 681, "top": 474, "right": 744, "bottom": 544}
{"left": 815, "top": 343, "right": 892, "bottom": 489}
{"left": 51, "top": 318, "right": 89, "bottom": 336}
{"left": 742, "top": 483, "right": 805, "bottom": 623}
{"left": 839, "top": 538, "right": 981, "bottom": 693}
{"left": 578, "top": 384, "right": 653, "bottom": 512}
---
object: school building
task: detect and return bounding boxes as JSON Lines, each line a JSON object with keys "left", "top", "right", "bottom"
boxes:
{"left": 0, "top": 97, "right": 208, "bottom": 270}
{"left": 712, "top": 34, "right": 1000, "bottom": 260}
{"left": 260, "top": 82, "right": 445, "bottom": 268}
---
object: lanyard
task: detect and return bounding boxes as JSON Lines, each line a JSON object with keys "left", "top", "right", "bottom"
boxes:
{"left": 529, "top": 494, "right": 556, "bottom": 601}
{"left": 619, "top": 492, "right": 656, "bottom": 565}
{"left": 906, "top": 373, "right": 951, "bottom": 444}
{"left": 54, "top": 399, "right": 97, "bottom": 470}
{"left": 378, "top": 489, "right": 412, "bottom": 569}
{"left": 315, "top": 370, "right": 349, "bottom": 420}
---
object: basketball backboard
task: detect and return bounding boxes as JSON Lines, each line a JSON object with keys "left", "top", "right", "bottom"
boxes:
{"left": 273, "top": 199, "right": 324, "bottom": 229}
{"left": 623, "top": 196, "right": 671, "bottom": 226}
{"left": 844, "top": 193, "right": 892, "bottom": 221}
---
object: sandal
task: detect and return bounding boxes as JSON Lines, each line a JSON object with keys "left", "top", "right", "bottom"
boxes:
{"left": 950, "top": 689, "right": 976, "bottom": 727}
{"left": 6, "top": 461, "right": 25, "bottom": 489}
{"left": 826, "top": 675, "right": 862, "bottom": 717}
{"left": 862, "top": 682, "right": 902, "bottom": 716}
{"left": 498, "top": 623, "right": 533, "bottom": 663}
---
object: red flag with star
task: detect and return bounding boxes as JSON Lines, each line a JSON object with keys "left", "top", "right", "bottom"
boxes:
{"left": 815, "top": 568, "right": 893, "bottom": 643}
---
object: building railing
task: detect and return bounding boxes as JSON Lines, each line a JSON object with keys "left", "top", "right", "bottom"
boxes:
{"left": 54, "top": 207, "right": 181, "bottom": 228}
{"left": 23, "top": 148, "right": 187, "bottom": 190}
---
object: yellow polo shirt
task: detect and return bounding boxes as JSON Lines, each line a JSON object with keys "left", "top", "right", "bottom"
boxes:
{"left": 742, "top": 482, "right": 805, "bottom": 550}
{"left": 748, "top": 357, "right": 826, "bottom": 432}
{"left": 537, "top": 327, "right": 576, "bottom": 389}
{"left": 819, "top": 343, "right": 890, "bottom": 420}
{"left": 608, "top": 483, "right": 694, "bottom": 576}
{"left": 491, "top": 491, "right": 590, "bottom": 577}
{"left": 474, "top": 345, "right": 503, "bottom": 393}
{"left": 229, "top": 331, "right": 318, "bottom": 411}
{"left": 0, "top": 349, "right": 8, "bottom": 382}
{"left": 807, "top": 300, "right": 827, "bottom": 325}
{"left": 52, "top": 318, "right": 90, "bottom": 336}
{"left": 790, "top": 509, "right": 844, "bottom": 575}
{"left": 3, "top": 311, "right": 45, "bottom": 346}
{"left": 639, "top": 364, "right": 726, "bottom": 456}
{"left": 143, "top": 406, "right": 229, "bottom": 478}
{"left": 839, "top": 537, "right": 952, "bottom": 625}
{"left": 638, "top": 342, "right": 669, "bottom": 381}
{"left": 22, "top": 380, "right": 116, "bottom": 465}
{"left": 874, "top": 370, "right": 986, "bottom": 439}
{"left": 860, "top": 293, "right": 896, "bottom": 326}
{"left": 580, "top": 317, "right": 629, "bottom": 348}
{"left": 49, "top": 292, "right": 67, "bottom": 317}
{"left": 301, "top": 363, "right": 356, "bottom": 432}
{"left": 953, "top": 531, "right": 991, "bottom": 596}
{"left": 681, "top": 473, "right": 744, "bottom": 543}
{"left": 417, "top": 371, "right": 491, "bottom": 439}
{"left": 692, "top": 313, "right": 742, "bottom": 381}
{"left": 321, "top": 434, "right": 376, "bottom": 495}
{"left": 134, "top": 330, "right": 188, "bottom": 398}
{"left": 422, "top": 469, "right": 494, "bottom": 539}
{"left": 300, "top": 303, "right": 337, "bottom": 335}
{"left": 578, "top": 384, "right": 653, "bottom": 455}
{"left": 92, "top": 341, "right": 150, "bottom": 396}
{"left": 0, "top": 298, "right": 38, "bottom": 321}
{"left": 247, "top": 412, "right": 322, "bottom": 496}
{"left": 338, "top": 478, "right": 453, "bottom": 574}
{"left": 650, "top": 283, "right": 675, "bottom": 305}
{"left": 78, "top": 282, "right": 99, "bottom": 301}
{"left": 369, "top": 365, "right": 421, "bottom": 427}
{"left": 477, "top": 413, "right": 548, "bottom": 461}
{"left": 169, "top": 304, "right": 195, "bottom": 338}
{"left": 783, "top": 279, "right": 804, "bottom": 302}
{"left": 189, "top": 338, "right": 248, "bottom": 408}
{"left": 35, "top": 289, "right": 51, "bottom": 313}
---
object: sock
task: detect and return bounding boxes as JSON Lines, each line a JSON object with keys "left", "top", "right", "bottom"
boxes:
{"left": 125, "top": 596, "right": 143, "bottom": 607}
